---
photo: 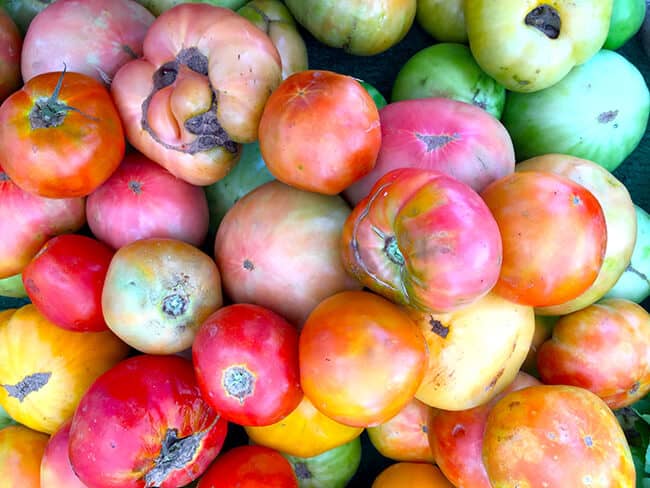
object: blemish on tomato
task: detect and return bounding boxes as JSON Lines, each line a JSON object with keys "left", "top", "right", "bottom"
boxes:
{"left": 243, "top": 259, "right": 255, "bottom": 271}
{"left": 429, "top": 318, "right": 449, "bottom": 339}
{"left": 583, "top": 435, "right": 593, "bottom": 447}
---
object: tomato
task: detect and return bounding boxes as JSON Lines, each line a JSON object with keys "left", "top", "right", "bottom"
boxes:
{"left": 258, "top": 70, "right": 381, "bottom": 195}
{"left": 281, "top": 437, "right": 362, "bottom": 488}
{"left": 111, "top": 4, "right": 282, "bottom": 186}
{"left": 284, "top": 0, "right": 416, "bottom": 56}
{"left": 214, "top": 181, "right": 360, "bottom": 328}
{"left": 0, "top": 425, "right": 49, "bottom": 487}
{"left": 299, "top": 290, "right": 427, "bottom": 427}
{"left": 0, "top": 273, "right": 26, "bottom": 298}
{"left": 86, "top": 152, "right": 210, "bottom": 250}
{"left": 102, "top": 238, "right": 222, "bottom": 354}
{"left": 416, "top": 0, "right": 467, "bottom": 43}
{"left": 0, "top": 166, "right": 86, "bottom": 279}
{"left": 40, "top": 420, "right": 86, "bottom": 488}
{"left": 245, "top": 395, "right": 363, "bottom": 458}
{"left": 367, "top": 397, "right": 435, "bottom": 463}
{"left": 372, "top": 463, "right": 454, "bottom": 488}
{"left": 21, "top": 0, "right": 154, "bottom": 84}
{"left": 517, "top": 154, "right": 637, "bottom": 315}
{"left": 0, "top": 70, "right": 125, "bottom": 198}
{"left": 391, "top": 43, "right": 506, "bottom": 119}
{"left": 604, "top": 0, "right": 646, "bottom": 49}
{"left": 428, "top": 372, "right": 540, "bottom": 488}
{"left": 69, "top": 355, "right": 228, "bottom": 488}
{"left": 537, "top": 298, "right": 650, "bottom": 409}
{"left": 0, "top": 7, "right": 21, "bottom": 103}
{"left": 341, "top": 168, "right": 502, "bottom": 313}
{"left": 238, "top": 0, "right": 308, "bottom": 80}
{"left": 0, "top": 305, "right": 129, "bottom": 434}
{"left": 193, "top": 304, "right": 302, "bottom": 426}
{"left": 503, "top": 50, "right": 650, "bottom": 173}
{"left": 198, "top": 445, "right": 298, "bottom": 487}
{"left": 343, "top": 98, "right": 515, "bottom": 205}
{"left": 135, "top": 0, "right": 248, "bottom": 15}
{"left": 481, "top": 171, "right": 607, "bottom": 307}
{"left": 482, "top": 385, "right": 635, "bottom": 486}
{"left": 359, "top": 80, "right": 387, "bottom": 109}
{"left": 465, "top": 0, "right": 613, "bottom": 92}
{"left": 521, "top": 315, "right": 559, "bottom": 377}
{"left": 406, "top": 291, "right": 534, "bottom": 410}
{"left": 22, "top": 234, "right": 114, "bottom": 332}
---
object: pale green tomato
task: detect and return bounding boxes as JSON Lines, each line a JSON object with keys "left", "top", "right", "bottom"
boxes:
{"left": 604, "top": 0, "right": 646, "bottom": 50}
{"left": 358, "top": 80, "right": 388, "bottom": 109}
{"left": 0, "top": 273, "right": 26, "bottom": 298}
{"left": 465, "top": 0, "right": 613, "bottom": 92}
{"left": 416, "top": 0, "right": 467, "bottom": 43}
{"left": 135, "top": 0, "right": 247, "bottom": 16}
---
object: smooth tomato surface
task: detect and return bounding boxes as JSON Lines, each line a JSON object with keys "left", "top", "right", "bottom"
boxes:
{"left": 0, "top": 7, "right": 21, "bottom": 103}
{"left": 40, "top": 419, "right": 86, "bottom": 488}
{"left": 0, "top": 425, "right": 49, "bottom": 488}
{"left": 372, "top": 463, "right": 454, "bottom": 488}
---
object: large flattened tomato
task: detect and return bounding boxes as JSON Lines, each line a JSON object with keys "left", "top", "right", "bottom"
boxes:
{"left": 111, "top": 3, "right": 282, "bottom": 186}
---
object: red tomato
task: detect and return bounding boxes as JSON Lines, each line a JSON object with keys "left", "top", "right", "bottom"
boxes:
{"left": 299, "top": 290, "right": 428, "bottom": 427}
{"left": 258, "top": 69, "right": 381, "bottom": 194}
{"left": 86, "top": 152, "right": 209, "bottom": 250}
{"left": 40, "top": 419, "right": 86, "bottom": 488}
{"left": 0, "top": 70, "right": 125, "bottom": 198}
{"left": 0, "top": 425, "right": 49, "bottom": 487}
{"left": 197, "top": 445, "right": 298, "bottom": 488}
{"left": 481, "top": 171, "right": 607, "bottom": 307}
{"left": 22, "top": 234, "right": 114, "bottom": 332}
{"left": 193, "top": 304, "right": 302, "bottom": 426}
{"left": 0, "top": 7, "right": 21, "bottom": 103}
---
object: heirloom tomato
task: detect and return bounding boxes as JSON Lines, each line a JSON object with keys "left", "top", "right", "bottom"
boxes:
{"left": 21, "top": 0, "right": 154, "bottom": 84}
{"left": 0, "top": 70, "right": 125, "bottom": 198}
{"left": 299, "top": 290, "right": 427, "bottom": 428}
{"left": 0, "top": 425, "right": 49, "bottom": 488}
{"left": 22, "top": 234, "right": 114, "bottom": 332}
{"left": 193, "top": 304, "right": 302, "bottom": 426}
{"left": 111, "top": 3, "right": 282, "bottom": 186}
{"left": 245, "top": 395, "right": 363, "bottom": 458}
{"left": 416, "top": 0, "right": 467, "bottom": 43}
{"left": 198, "top": 445, "right": 298, "bottom": 488}
{"left": 102, "top": 238, "right": 222, "bottom": 354}
{"left": 537, "top": 298, "right": 650, "bottom": 409}
{"left": 0, "top": 273, "right": 26, "bottom": 298}
{"left": 40, "top": 420, "right": 86, "bottom": 488}
{"left": 342, "top": 168, "right": 502, "bottom": 313}
{"left": 604, "top": 0, "right": 646, "bottom": 49}
{"left": 372, "top": 463, "right": 454, "bottom": 488}
{"left": 69, "top": 355, "right": 228, "bottom": 488}
{"left": 483, "top": 385, "right": 635, "bottom": 487}
{"left": 0, "top": 7, "right": 21, "bottom": 103}
{"left": 481, "top": 171, "right": 607, "bottom": 307}
{"left": 0, "top": 305, "right": 129, "bottom": 434}
{"left": 135, "top": 0, "right": 248, "bottom": 16}
{"left": 465, "top": 0, "right": 613, "bottom": 92}
{"left": 86, "top": 152, "right": 210, "bottom": 250}
{"left": 259, "top": 70, "right": 381, "bottom": 195}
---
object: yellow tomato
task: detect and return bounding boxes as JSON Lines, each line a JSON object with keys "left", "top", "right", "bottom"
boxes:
{"left": 372, "top": 463, "right": 455, "bottom": 488}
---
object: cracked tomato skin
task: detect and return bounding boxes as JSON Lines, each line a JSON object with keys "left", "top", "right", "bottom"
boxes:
{"left": 111, "top": 3, "right": 282, "bottom": 186}
{"left": 69, "top": 355, "right": 228, "bottom": 488}
{"left": 0, "top": 425, "right": 49, "bottom": 488}
{"left": 482, "top": 385, "right": 635, "bottom": 487}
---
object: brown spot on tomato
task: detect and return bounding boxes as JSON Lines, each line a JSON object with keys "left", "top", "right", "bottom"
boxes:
{"left": 597, "top": 110, "right": 619, "bottom": 124}
{"left": 485, "top": 367, "right": 506, "bottom": 392}
{"left": 2, "top": 372, "right": 52, "bottom": 401}
{"left": 429, "top": 318, "right": 449, "bottom": 339}
{"left": 524, "top": 4, "right": 561, "bottom": 39}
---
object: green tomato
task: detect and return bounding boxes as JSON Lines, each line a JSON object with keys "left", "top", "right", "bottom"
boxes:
{"left": 358, "top": 80, "right": 388, "bottom": 110}
{"left": 0, "top": 273, "right": 26, "bottom": 299}
{"left": 605, "top": 205, "right": 650, "bottom": 303}
{"left": 391, "top": 43, "right": 505, "bottom": 119}
{"left": 465, "top": 0, "right": 613, "bottom": 92}
{"left": 135, "top": 0, "right": 248, "bottom": 16}
{"left": 203, "top": 141, "right": 275, "bottom": 235}
{"left": 604, "top": 0, "right": 646, "bottom": 50}
{"left": 0, "top": 0, "right": 50, "bottom": 34}
{"left": 282, "top": 436, "right": 362, "bottom": 488}
{"left": 502, "top": 50, "right": 650, "bottom": 172}
{"left": 416, "top": 0, "right": 467, "bottom": 43}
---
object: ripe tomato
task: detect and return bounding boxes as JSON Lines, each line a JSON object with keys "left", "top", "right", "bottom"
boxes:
{"left": 299, "top": 290, "right": 427, "bottom": 427}
{"left": 0, "top": 425, "right": 49, "bottom": 487}
{"left": 0, "top": 70, "right": 125, "bottom": 198}
{"left": 258, "top": 69, "right": 381, "bottom": 195}
{"left": 22, "top": 234, "right": 114, "bottom": 332}
{"left": 40, "top": 420, "right": 86, "bottom": 488}
{"left": 193, "top": 304, "right": 302, "bottom": 426}
{"left": 0, "top": 7, "right": 21, "bottom": 103}
{"left": 372, "top": 463, "right": 454, "bottom": 488}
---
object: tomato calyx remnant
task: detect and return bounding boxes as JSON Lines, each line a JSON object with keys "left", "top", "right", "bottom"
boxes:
{"left": 384, "top": 236, "right": 405, "bottom": 266}
{"left": 0, "top": 172, "right": 9, "bottom": 182}
{"left": 222, "top": 365, "right": 255, "bottom": 404}
{"left": 416, "top": 133, "right": 460, "bottom": 152}
{"left": 525, "top": 5, "right": 561, "bottom": 39}
{"left": 294, "top": 462, "right": 312, "bottom": 480}
{"left": 429, "top": 318, "right": 449, "bottom": 339}
{"left": 161, "top": 293, "right": 189, "bottom": 317}
{"left": 141, "top": 47, "right": 238, "bottom": 155}
{"left": 2, "top": 371, "right": 52, "bottom": 401}
{"left": 128, "top": 180, "right": 143, "bottom": 194}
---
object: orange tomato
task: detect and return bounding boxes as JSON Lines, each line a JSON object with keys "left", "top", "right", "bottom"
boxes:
{"left": 372, "top": 463, "right": 454, "bottom": 488}
{"left": 0, "top": 425, "right": 49, "bottom": 487}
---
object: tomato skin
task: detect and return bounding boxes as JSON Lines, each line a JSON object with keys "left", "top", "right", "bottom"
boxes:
{"left": 0, "top": 425, "right": 49, "bottom": 488}
{"left": 537, "top": 298, "right": 650, "bottom": 409}
{"left": 193, "top": 303, "right": 302, "bottom": 426}
{"left": 259, "top": 70, "right": 381, "bottom": 195}
{"left": 372, "top": 463, "right": 454, "bottom": 488}
{"left": 481, "top": 171, "right": 608, "bottom": 307}
{"left": 198, "top": 445, "right": 298, "bottom": 488}
{"left": 86, "top": 152, "right": 210, "bottom": 250}
{"left": 0, "top": 167, "right": 86, "bottom": 279}
{"left": 69, "top": 355, "right": 228, "bottom": 488}
{"left": 0, "top": 7, "right": 21, "bottom": 103}
{"left": 40, "top": 419, "right": 86, "bottom": 488}
{"left": 299, "top": 290, "right": 427, "bottom": 428}
{"left": 22, "top": 234, "right": 114, "bottom": 332}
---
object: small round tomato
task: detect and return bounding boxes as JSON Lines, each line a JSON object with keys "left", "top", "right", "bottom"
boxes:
{"left": 259, "top": 70, "right": 381, "bottom": 195}
{"left": 0, "top": 7, "right": 21, "bottom": 103}
{"left": 372, "top": 463, "right": 454, "bottom": 488}
{"left": 40, "top": 420, "right": 86, "bottom": 488}
{"left": 299, "top": 290, "right": 427, "bottom": 428}
{"left": 0, "top": 425, "right": 49, "bottom": 487}
{"left": 481, "top": 171, "right": 607, "bottom": 307}
{"left": 197, "top": 445, "right": 298, "bottom": 488}
{"left": 193, "top": 304, "right": 302, "bottom": 426}
{"left": 22, "top": 234, "right": 114, "bottom": 332}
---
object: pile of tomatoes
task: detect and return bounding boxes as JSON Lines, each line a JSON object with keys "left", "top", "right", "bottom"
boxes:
{"left": 1, "top": 0, "right": 650, "bottom": 487}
